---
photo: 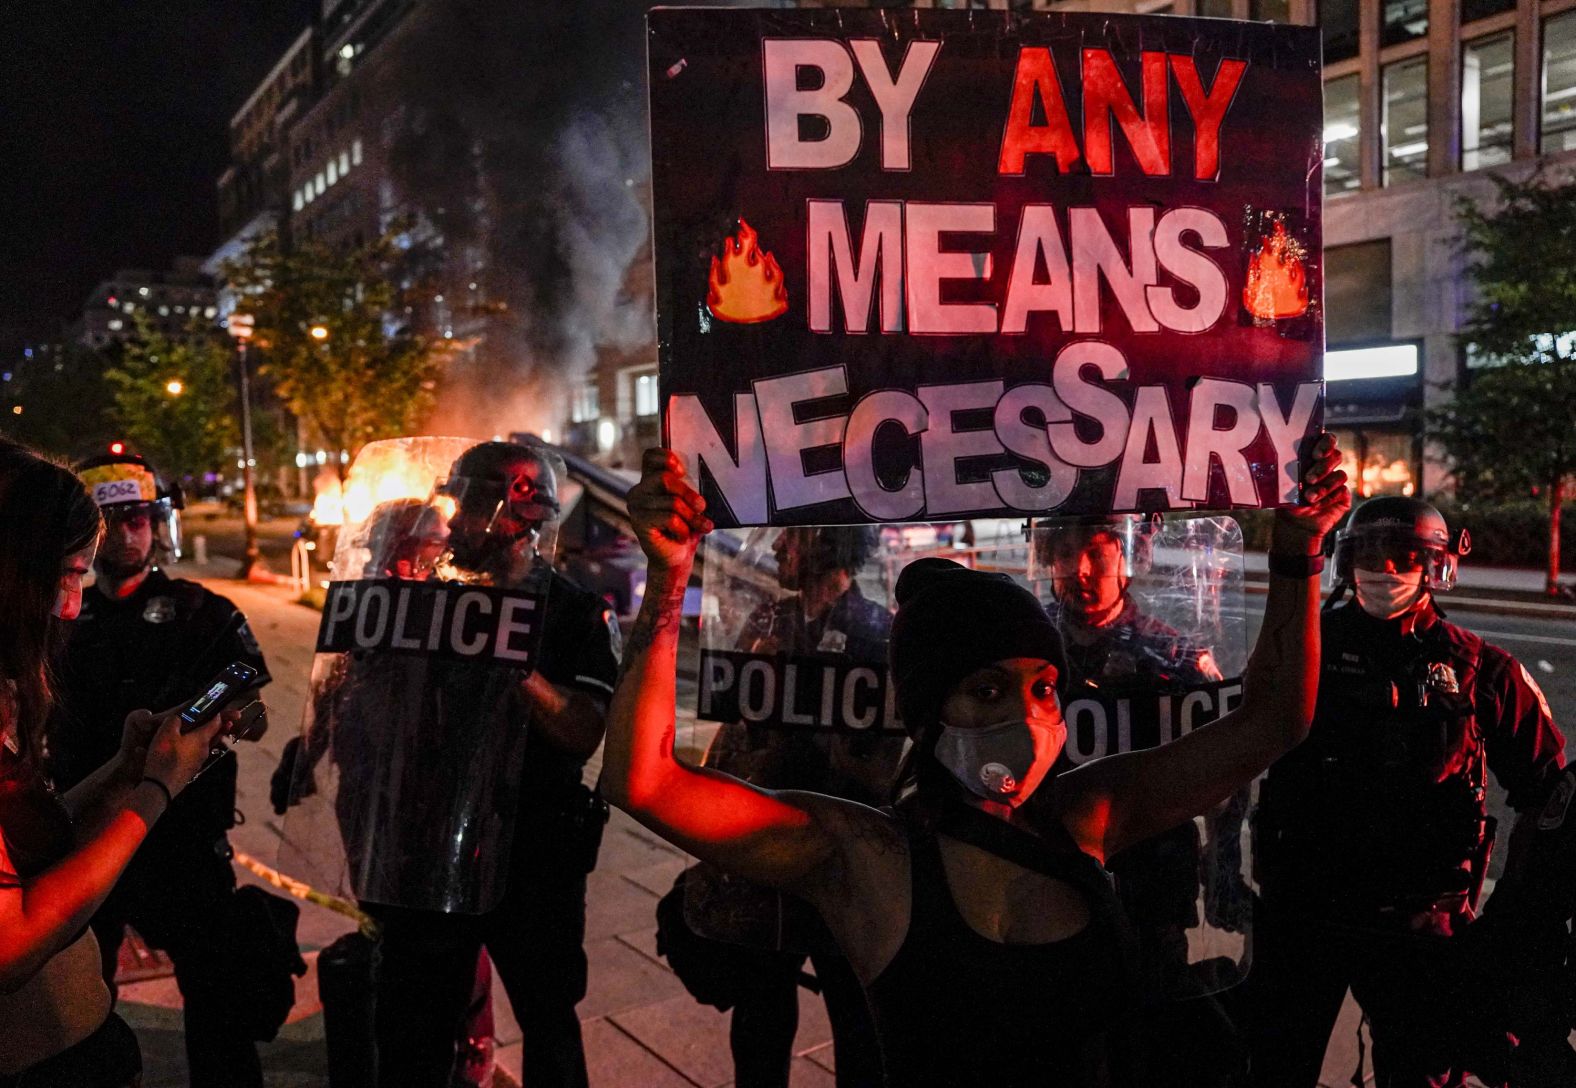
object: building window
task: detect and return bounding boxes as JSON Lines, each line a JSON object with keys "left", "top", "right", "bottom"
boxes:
{"left": 1543, "top": 11, "right": 1576, "bottom": 154}
{"left": 1462, "top": 0, "right": 1514, "bottom": 23}
{"left": 1382, "top": 58, "right": 1429, "bottom": 185}
{"left": 339, "top": 150, "right": 351, "bottom": 175}
{"left": 571, "top": 383, "right": 600, "bottom": 424}
{"left": 293, "top": 189, "right": 304, "bottom": 212}
{"left": 1321, "top": 0, "right": 1360, "bottom": 62}
{"left": 352, "top": 138, "right": 364, "bottom": 166}
{"left": 1324, "top": 75, "right": 1361, "bottom": 194}
{"left": 1463, "top": 33, "right": 1514, "bottom": 171}
{"left": 1251, "top": 0, "right": 1290, "bottom": 21}
{"left": 1198, "top": 0, "right": 1233, "bottom": 16}
{"left": 633, "top": 371, "right": 659, "bottom": 418}
{"left": 1381, "top": 0, "right": 1427, "bottom": 46}
{"left": 106, "top": 318, "right": 123, "bottom": 332}
{"left": 315, "top": 171, "right": 326, "bottom": 196}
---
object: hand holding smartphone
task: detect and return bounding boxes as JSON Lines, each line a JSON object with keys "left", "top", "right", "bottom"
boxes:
{"left": 179, "top": 661, "right": 261, "bottom": 734}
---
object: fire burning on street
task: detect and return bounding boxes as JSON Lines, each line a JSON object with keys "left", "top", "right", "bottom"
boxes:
{"left": 309, "top": 452, "right": 454, "bottom": 529}
{"left": 707, "top": 218, "right": 788, "bottom": 324}
{"left": 1243, "top": 220, "right": 1309, "bottom": 320}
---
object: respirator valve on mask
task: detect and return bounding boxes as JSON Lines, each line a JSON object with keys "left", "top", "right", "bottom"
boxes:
{"left": 980, "top": 763, "right": 1018, "bottom": 795}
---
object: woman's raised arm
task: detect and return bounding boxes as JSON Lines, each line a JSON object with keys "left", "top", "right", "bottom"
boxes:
{"left": 1059, "top": 434, "right": 1351, "bottom": 860}
{"left": 600, "top": 449, "right": 848, "bottom": 889}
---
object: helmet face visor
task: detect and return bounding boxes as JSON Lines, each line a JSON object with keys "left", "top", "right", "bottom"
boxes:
{"left": 1335, "top": 525, "right": 1457, "bottom": 590}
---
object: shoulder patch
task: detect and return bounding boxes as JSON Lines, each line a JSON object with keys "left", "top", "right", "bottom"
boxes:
{"left": 1538, "top": 772, "right": 1576, "bottom": 831}
{"left": 236, "top": 620, "right": 262, "bottom": 657}
{"left": 1519, "top": 662, "right": 1554, "bottom": 721}
{"left": 601, "top": 607, "right": 622, "bottom": 661}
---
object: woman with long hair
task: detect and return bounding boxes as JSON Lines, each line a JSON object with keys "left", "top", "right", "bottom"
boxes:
{"left": 0, "top": 440, "right": 232, "bottom": 1086}
{"left": 604, "top": 437, "right": 1349, "bottom": 1086}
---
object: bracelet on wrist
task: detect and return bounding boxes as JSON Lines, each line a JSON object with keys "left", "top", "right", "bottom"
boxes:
{"left": 1267, "top": 551, "right": 1326, "bottom": 579}
{"left": 137, "top": 776, "right": 173, "bottom": 809}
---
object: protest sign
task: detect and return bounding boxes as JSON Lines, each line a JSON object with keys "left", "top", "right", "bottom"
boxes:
{"left": 649, "top": 8, "right": 1324, "bottom": 527}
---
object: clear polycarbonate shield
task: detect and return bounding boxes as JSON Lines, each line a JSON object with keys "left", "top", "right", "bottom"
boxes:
{"left": 683, "top": 524, "right": 909, "bottom": 950}
{"left": 1029, "top": 515, "right": 1252, "bottom": 996}
{"left": 276, "top": 436, "right": 565, "bottom": 914}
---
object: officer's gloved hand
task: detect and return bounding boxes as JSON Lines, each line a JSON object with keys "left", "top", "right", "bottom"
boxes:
{"left": 270, "top": 736, "right": 314, "bottom": 815}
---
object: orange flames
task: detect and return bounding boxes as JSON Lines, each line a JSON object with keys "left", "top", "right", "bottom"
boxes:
{"left": 1242, "top": 221, "right": 1310, "bottom": 321}
{"left": 707, "top": 219, "right": 788, "bottom": 324}
{"left": 309, "top": 460, "right": 453, "bottom": 529}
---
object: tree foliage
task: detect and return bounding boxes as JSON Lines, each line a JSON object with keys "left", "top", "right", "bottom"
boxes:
{"left": 0, "top": 344, "right": 117, "bottom": 460}
{"left": 224, "top": 232, "right": 443, "bottom": 476}
{"left": 103, "top": 314, "right": 239, "bottom": 479}
{"left": 1428, "top": 171, "right": 1576, "bottom": 591}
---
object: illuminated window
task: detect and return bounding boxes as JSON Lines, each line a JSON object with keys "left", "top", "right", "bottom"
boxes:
{"left": 1382, "top": 0, "right": 1427, "bottom": 46}
{"left": 352, "top": 138, "right": 363, "bottom": 166}
{"left": 293, "top": 189, "right": 304, "bottom": 211}
{"left": 1321, "top": 0, "right": 1360, "bottom": 62}
{"left": 1543, "top": 11, "right": 1576, "bottom": 153}
{"left": 340, "top": 150, "right": 350, "bottom": 175}
{"left": 107, "top": 318, "right": 123, "bottom": 331}
{"left": 1463, "top": 33, "right": 1514, "bottom": 170}
{"left": 1383, "top": 58, "right": 1429, "bottom": 185}
{"left": 633, "top": 371, "right": 659, "bottom": 418}
{"left": 315, "top": 171, "right": 326, "bottom": 196}
{"left": 158, "top": 305, "right": 170, "bottom": 316}
{"left": 571, "top": 383, "right": 600, "bottom": 424}
{"left": 204, "top": 307, "right": 217, "bottom": 318}
{"left": 1324, "top": 75, "right": 1361, "bottom": 195}
{"left": 327, "top": 160, "right": 339, "bottom": 186}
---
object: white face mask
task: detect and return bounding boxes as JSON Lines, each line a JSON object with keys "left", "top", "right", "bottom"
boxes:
{"left": 933, "top": 719, "right": 1058, "bottom": 805}
{"left": 1353, "top": 567, "right": 1426, "bottom": 620}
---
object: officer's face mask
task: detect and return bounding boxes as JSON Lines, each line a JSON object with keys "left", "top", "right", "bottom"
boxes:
{"left": 933, "top": 718, "right": 1060, "bottom": 805}
{"left": 1354, "top": 567, "right": 1427, "bottom": 620}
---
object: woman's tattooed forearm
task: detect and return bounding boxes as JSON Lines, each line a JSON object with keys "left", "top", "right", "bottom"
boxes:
{"left": 619, "top": 575, "right": 688, "bottom": 677}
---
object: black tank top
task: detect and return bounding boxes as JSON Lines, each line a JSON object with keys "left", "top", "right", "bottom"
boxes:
{"left": 864, "top": 808, "right": 1136, "bottom": 1087}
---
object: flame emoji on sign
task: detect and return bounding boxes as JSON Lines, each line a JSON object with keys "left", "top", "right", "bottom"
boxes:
{"left": 707, "top": 219, "right": 788, "bottom": 324}
{"left": 1242, "top": 220, "right": 1310, "bottom": 321}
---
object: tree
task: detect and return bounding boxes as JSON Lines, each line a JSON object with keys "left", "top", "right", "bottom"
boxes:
{"left": 103, "top": 314, "right": 239, "bottom": 480}
{"left": 1428, "top": 171, "right": 1576, "bottom": 595}
{"left": 224, "top": 231, "right": 443, "bottom": 480}
{"left": 0, "top": 344, "right": 117, "bottom": 460}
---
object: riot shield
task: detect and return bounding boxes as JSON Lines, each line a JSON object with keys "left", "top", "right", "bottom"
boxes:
{"left": 1028, "top": 515, "right": 1251, "bottom": 996}
{"left": 683, "top": 525, "right": 909, "bottom": 950}
{"left": 277, "top": 437, "right": 565, "bottom": 914}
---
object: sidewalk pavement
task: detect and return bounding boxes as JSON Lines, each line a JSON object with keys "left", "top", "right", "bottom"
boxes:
{"left": 117, "top": 562, "right": 1537, "bottom": 1088}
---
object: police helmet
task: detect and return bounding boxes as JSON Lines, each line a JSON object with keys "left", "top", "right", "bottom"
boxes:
{"left": 1028, "top": 513, "right": 1161, "bottom": 584}
{"left": 1332, "top": 496, "right": 1470, "bottom": 591}
{"left": 357, "top": 497, "right": 448, "bottom": 579}
{"left": 75, "top": 451, "right": 184, "bottom": 561}
{"left": 439, "top": 441, "right": 561, "bottom": 530}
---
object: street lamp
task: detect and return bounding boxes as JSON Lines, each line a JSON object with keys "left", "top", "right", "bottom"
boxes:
{"left": 165, "top": 379, "right": 184, "bottom": 396}
{"left": 225, "top": 313, "right": 261, "bottom": 579}
{"left": 309, "top": 324, "right": 329, "bottom": 341}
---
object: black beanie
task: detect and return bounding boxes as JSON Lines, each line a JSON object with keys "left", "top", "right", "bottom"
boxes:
{"left": 889, "top": 558, "right": 1065, "bottom": 740}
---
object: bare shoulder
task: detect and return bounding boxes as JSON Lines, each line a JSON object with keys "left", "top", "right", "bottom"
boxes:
{"left": 777, "top": 791, "right": 912, "bottom": 984}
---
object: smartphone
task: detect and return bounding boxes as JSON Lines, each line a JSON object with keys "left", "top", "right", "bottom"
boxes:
{"left": 179, "top": 661, "right": 261, "bottom": 733}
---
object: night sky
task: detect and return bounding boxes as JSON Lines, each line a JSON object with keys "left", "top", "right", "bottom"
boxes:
{"left": 0, "top": 0, "right": 316, "bottom": 345}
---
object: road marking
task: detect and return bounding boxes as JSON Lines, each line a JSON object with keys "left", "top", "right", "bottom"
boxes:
{"left": 1468, "top": 628, "right": 1576, "bottom": 648}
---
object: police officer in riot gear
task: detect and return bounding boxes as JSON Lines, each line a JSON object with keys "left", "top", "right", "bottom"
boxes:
{"left": 48, "top": 451, "right": 273, "bottom": 1088}
{"left": 1247, "top": 496, "right": 1566, "bottom": 1088}
{"left": 1038, "top": 518, "right": 1237, "bottom": 1087}
{"left": 1432, "top": 762, "right": 1576, "bottom": 1086}
{"left": 291, "top": 441, "right": 620, "bottom": 1088}
{"left": 660, "top": 526, "right": 892, "bottom": 1088}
